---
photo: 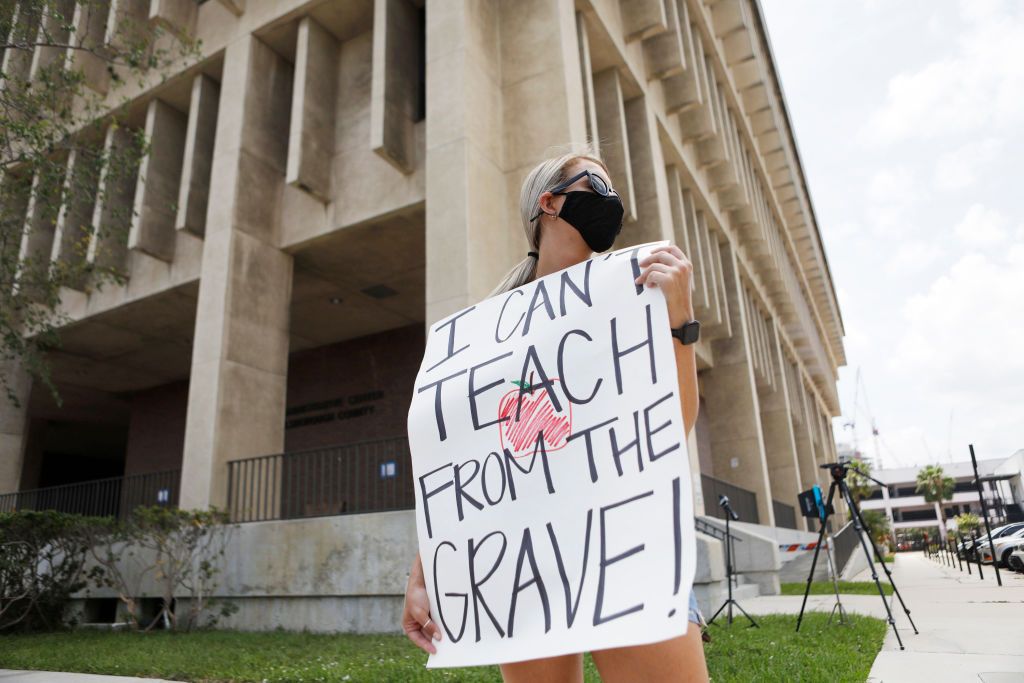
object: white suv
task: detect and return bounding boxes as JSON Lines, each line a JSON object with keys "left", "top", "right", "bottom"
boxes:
{"left": 979, "top": 527, "right": 1024, "bottom": 566}
{"left": 1009, "top": 541, "right": 1024, "bottom": 572}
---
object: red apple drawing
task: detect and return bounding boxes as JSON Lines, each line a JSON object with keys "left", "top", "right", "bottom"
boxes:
{"left": 497, "top": 373, "right": 572, "bottom": 458}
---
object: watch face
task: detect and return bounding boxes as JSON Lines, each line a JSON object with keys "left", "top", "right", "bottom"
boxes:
{"left": 683, "top": 321, "right": 700, "bottom": 344}
{"left": 673, "top": 320, "right": 700, "bottom": 344}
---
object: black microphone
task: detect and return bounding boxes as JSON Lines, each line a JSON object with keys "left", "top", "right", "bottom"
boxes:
{"left": 718, "top": 494, "right": 739, "bottom": 521}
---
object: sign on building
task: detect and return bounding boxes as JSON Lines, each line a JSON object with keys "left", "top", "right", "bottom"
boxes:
{"left": 407, "top": 241, "right": 696, "bottom": 667}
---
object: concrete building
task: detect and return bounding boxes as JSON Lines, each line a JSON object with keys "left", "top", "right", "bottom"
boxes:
{"left": 1, "top": 0, "right": 846, "bottom": 629}
{"left": 861, "top": 451, "right": 1024, "bottom": 535}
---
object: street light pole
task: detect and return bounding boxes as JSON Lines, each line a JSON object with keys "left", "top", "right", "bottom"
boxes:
{"left": 969, "top": 444, "right": 1002, "bottom": 587}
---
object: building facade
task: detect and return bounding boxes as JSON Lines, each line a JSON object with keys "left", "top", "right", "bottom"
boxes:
{"left": 861, "top": 452, "right": 1024, "bottom": 536}
{"left": 1, "top": 0, "right": 846, "bottom": 627}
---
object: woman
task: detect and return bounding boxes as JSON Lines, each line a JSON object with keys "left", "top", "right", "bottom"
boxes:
{"left": 402, "top": 146, "right": 710, "bottom": 682}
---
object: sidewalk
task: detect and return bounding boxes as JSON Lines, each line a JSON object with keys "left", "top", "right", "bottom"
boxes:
{"left": 0, "top": 673, "right": 184, "bottom": 683}
{"left": 739, "top": 551, "right": 1024, "bottom": 682}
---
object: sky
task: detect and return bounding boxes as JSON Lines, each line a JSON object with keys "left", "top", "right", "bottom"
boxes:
{"left": 759, "top": 0, "right": 1023, "bottom": 470}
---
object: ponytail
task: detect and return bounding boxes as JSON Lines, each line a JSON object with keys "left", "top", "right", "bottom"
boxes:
{"left": 485, "top": 142, "right": 609, "bottom": 299}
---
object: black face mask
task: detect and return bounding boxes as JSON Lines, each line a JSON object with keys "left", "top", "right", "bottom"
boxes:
{"left": 555, "top": 191, "right": 625, "bottom": 252}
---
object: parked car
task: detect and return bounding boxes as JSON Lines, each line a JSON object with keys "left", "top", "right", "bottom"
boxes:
{"left": 1008, "top": 542, "right": 1024, "bottom": 573}
{"left": 963, "top": 522, "right": 1024, "bottom": 561}
{"left": 979, "top": 527, "right": 1024, "bottom": 566}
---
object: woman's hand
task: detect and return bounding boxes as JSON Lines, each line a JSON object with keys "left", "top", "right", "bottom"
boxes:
{"left": 635, "top": 243, "right": 699, "bottom": 436}
{"left": 403, "top": 552, "right": 442, "bottom": 655}
{"left": 635, "top": 244, "right": 695, "bottom": 327}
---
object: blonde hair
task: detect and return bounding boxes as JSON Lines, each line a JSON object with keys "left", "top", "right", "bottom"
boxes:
{"left": 486, "top": 143, "right": 611, "bottom": 298}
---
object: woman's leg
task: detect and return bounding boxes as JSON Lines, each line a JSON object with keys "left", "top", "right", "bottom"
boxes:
{"left": 499, "top": 653, "right": 584, "bottom": 683}
{"left": 589, "top": 627, "right": 708, "bottom": 683}
{"left": 589, "top": 591, "right": 709, "bottom": 683}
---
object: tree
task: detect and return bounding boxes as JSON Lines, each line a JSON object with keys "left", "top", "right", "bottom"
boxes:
{"left": 845, "top": 457, "right": 875, "bottom": 503}
{"left": 952, "top": 511, "right": 980, "bottom": 539}
{"left": 1, "top": 1, "right": 201, "bottom": 410}
{"left": 860, "top": 508, "right": 893, "bottom": 553}
{"left": 916, "top": 464, "right": 955, "bottom": 542}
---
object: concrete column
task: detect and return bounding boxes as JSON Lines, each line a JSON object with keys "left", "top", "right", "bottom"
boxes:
{"left": 149, "top": 0, "right": 197, "bottom": 34}
{"left": 86, "top": 123, "right": 138, "bottom": 271}
{"left": 425, "top": 0, "right": 505, "bottom": 321}
{"left": 1, "top": 2, "right": 39, "bottom": 100}
{"left": 177, "top": 73, "right": 219, "bottom": 235}
{"left": 179, "top": 35, "right": 294, "bottom": 513}
{"left": 370, "top": 0, "right": 418, "bottom": 175}
{"left": 623, "top": 95, "right": 675, "bottom": 245}
{"left": 0, "top": 359, "right": 32, "bottom": 495}
{"left": 882, "top": 485, "right": 894, "bottom": 526}
{"left": 593, "top": 67, "right": 637, "bottom": 222}
{"left": 760, "top": 319, "right": 806, "bottom": 529}
{"left": 104, "top": 0, "right": 148, "bottom": 50}
{"left": 51, "top": 144, "right": 103, "bottom": 291}
{"left": 28, "top": 0, "right": 74, "bottom": 81}
{"left": 68, "top": 0, "right": 112, "bottom": 94}
{"left": 288, "top": 16, "right": 337, "bottom": 197}
{"left": 641, "top": 0, "right": 685, "bottom": 80}
{"left": 702, "top": 241, "right": 775, "bottom": 526}
{"left": 575, "top": 12, "right": 599, "bottom": 151}
{"left": 788, "top": 360, "right": 821, "bottom": 508}
{"left": 620, "top": 0, "right": 667, "bottom": 42}
{"left": 425, "top": 0, "right": 586, "bottom": 321}
{"left": 686, "top": 421, "right": 706, "bottom": 516}
{"left": 678, "top": 30, "right": 714, "bottom": 140}
{"left": 128, "top": 98, "right": 187, "bottom": 262}
{"left": 16, "top": 158, "right": 67, "bottom": 299}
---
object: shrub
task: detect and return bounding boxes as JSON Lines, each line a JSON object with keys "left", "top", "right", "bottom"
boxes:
{"left": 2, "top": 505, "right": 239, "bottom": 633}
{"left": 0, "top": 509, "right": 91, "bottom": 633}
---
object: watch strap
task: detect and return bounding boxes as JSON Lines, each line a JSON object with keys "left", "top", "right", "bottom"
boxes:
{"left": 671, "top": 319, "right": 700, "bottom": 345}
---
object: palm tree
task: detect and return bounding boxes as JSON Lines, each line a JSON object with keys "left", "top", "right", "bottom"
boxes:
{"left": 845, "top": 457, "right": 874, "bottom": 503}
{"left": 916, "top": 465, "right": 955, "bottom": 542}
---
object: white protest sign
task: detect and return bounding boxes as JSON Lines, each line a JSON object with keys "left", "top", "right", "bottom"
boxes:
{"left": 407, "top": 241, "right": 696, "bottom": 668}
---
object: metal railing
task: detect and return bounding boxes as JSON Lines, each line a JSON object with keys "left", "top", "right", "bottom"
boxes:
{"left": 831, "top": 520, "right": 860, "bottom": 573}
{"left": 0, "top": 469, "right": 181, "bottom": 519}
{"left": 695, "top": 516, "right": 744, "bottom": 543}
{"left": 701, "top": 474, "right": 759, "bottom": 524}
{"left": 226, "top": 436, "right": 414, "bottom": 523}
{"left": 773, "top": 500, "right": 797, "bottom": 529}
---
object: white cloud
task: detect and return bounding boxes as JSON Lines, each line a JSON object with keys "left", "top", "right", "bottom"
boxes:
{"left": 863, "top": 167, "right": 922, "bottom": 238}
{"left": 892, "top": 245, "right": 1024, "bottom": 397}
{"left": 953, "top": 204, "right": 1008, "bottom": 247}
{"left": 877, "top": 425, "right": 936, "bottom": 468}
{"left": 864, "top": 0, "right": 1024, "bottom": 142}
{"left": 934, "top": 138, "right": 1002, "bottom": 190}
{"left": 884, "top": 244, "right": 1024, "bottom": 460}
{"left": 884, "top": 241, "right": 944, "bottom": 275}
{"left": 867, "top": 167, "right": 918, "bottom": 204}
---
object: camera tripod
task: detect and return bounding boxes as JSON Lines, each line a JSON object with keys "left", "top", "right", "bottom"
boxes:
{"left": 823, "top": 528, "right": 848, "bottom": 625}
{"left": 796, "top": 463, "right": 918, "bottom": 649}
{"left": 707, "top": 495, "right": 758, "bottom": 628}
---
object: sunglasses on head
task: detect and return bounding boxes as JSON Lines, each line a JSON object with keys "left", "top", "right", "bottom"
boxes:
{"left": 530, "top": 169, "right": 617, "bottom": 221}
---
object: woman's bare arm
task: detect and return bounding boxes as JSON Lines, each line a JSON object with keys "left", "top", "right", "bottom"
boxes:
{"left": 635, "top": 244, "right": 699, "bottom": 438}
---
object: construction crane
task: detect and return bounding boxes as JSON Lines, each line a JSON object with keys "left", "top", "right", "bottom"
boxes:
{"left": 842, "top": 367, "right": 900, "bottom": 469}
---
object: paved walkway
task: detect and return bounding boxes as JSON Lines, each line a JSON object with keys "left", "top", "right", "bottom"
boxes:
{"left": 0, "top": 673, "right": 184, "bottom": 683}
{"left": 740, "top": 551, "right": 1024, "bottom": 682}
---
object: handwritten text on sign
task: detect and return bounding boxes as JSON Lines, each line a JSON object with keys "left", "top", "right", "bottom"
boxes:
{"left": 407, "top": 241, "right": 696, "bottom": 667}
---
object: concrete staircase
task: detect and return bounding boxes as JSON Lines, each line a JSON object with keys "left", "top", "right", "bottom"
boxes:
{"left": 692, "top": 516, "right": 783, "bottom": 617}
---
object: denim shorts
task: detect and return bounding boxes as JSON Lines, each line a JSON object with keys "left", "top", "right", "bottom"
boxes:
{"left": 687, "top": 589, "right": 705, "bottom": 627}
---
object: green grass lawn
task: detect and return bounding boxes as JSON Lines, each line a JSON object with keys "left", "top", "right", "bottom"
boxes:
{"left": 780, "top": 581, "right": 894, "bottom": 596}
{"left": 0, "top": 613, "right": 885, "bottom": 683}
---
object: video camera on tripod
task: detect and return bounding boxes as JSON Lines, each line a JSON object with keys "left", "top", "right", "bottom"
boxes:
{"left": 795, "top": 461, "right": 918, "bottom": 649}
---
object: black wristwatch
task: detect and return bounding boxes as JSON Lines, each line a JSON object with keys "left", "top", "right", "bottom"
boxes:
{"left": 670, "top": 319, "right": 700, "bottom": 345}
